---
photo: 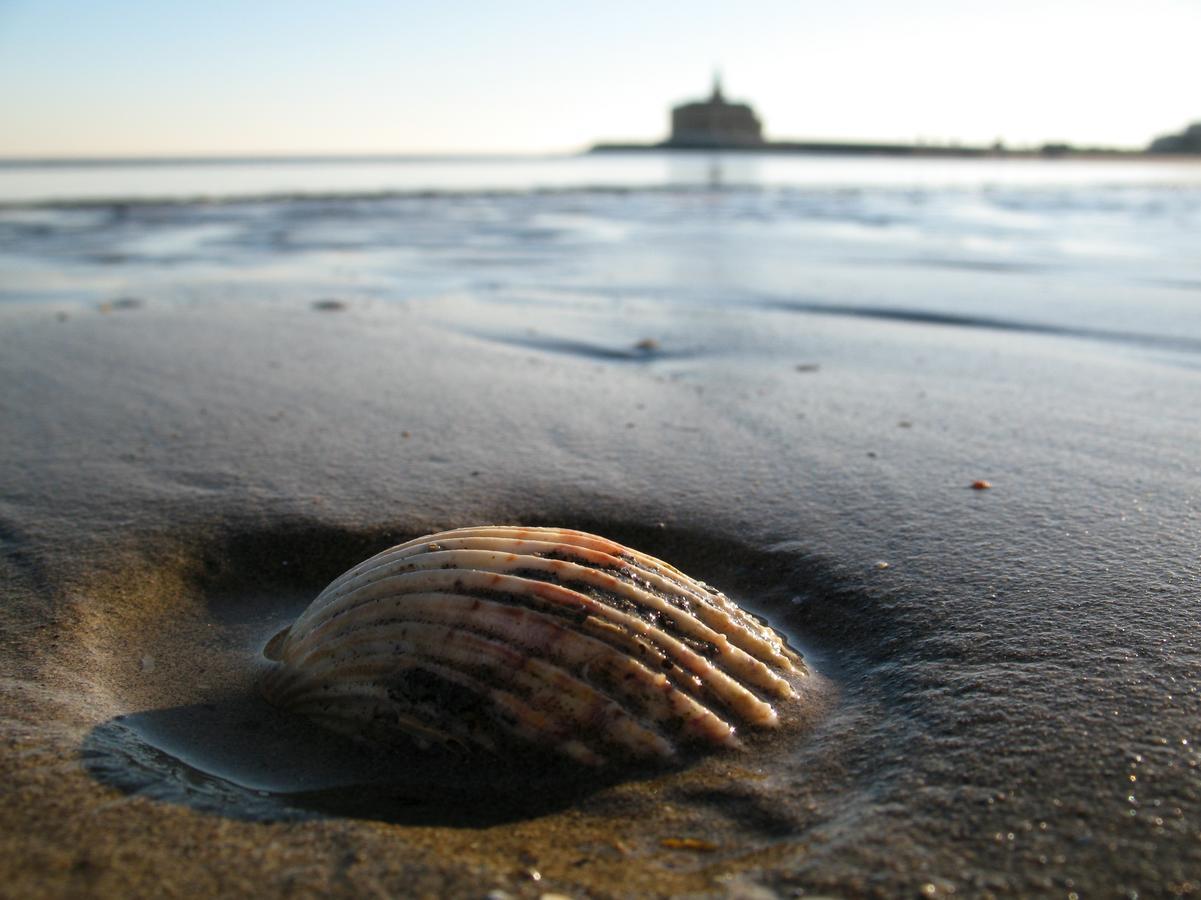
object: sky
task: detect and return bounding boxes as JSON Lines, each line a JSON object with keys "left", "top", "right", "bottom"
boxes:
{"left": 1, "top": 0, "right": 1198, "bottom": 157}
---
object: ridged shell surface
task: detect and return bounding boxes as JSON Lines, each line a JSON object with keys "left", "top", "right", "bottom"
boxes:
{"left": 261, "top": 526, "right": 805, "bottom": 765}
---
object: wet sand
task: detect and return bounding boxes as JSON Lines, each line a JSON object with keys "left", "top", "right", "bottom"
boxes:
{"left": 1, "top": 290, "right": 1198, "bottom": 897}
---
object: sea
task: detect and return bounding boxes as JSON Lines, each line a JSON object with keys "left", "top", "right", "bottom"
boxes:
{"left": 2, "top": 151, "right": 1201, "bottom": 361}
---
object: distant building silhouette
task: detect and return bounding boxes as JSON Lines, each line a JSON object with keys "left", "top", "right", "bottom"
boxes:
{"left": 594, "top": 78, "right": 1148, "bottom": 157}
{"left": 666, "top": 75, "right": 764, "bottom": 148}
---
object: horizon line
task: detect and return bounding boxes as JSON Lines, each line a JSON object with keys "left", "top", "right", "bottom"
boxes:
{"left": 0, "top": 150, "right": 597, "bottom": 168}
{"left": 0, "top": 137, "right": 1165, "bottom": 167}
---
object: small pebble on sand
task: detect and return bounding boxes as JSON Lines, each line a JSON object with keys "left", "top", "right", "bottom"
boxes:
{"left": 660, "top": 837, "right": 718, "bottom": 852}
{"left": 99, "top": 297, "right": 143, "bottom": 313}
{"left": 312, "top": 299, "right": 348, "bottom": 312}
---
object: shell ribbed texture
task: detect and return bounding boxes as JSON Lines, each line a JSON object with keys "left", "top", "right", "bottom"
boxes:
{"left": 261, "top": 526, "right": 804, "bottom": 765}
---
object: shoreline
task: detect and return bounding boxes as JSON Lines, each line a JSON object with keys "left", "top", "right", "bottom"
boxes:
{"left": 3, "top": 146, "right": 1200, "bottom": 169}
{"left": 590, "top": 140, "right": 1199, "bottom": 161}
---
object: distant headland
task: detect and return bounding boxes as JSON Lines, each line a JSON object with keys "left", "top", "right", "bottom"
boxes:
{"left": 591, "top": 76, "right": 1201, "bottom": 160}
{"left": 1148, "top": 122, "right": 1201, "bottom": 154}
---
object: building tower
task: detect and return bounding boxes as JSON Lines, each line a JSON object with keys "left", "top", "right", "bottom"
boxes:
{"left": 666, "top": 74, "right": 764, "bottom": 148}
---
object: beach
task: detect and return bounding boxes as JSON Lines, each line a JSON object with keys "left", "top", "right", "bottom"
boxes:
{"left": 2, "top": 155, "right": 1200, "bottom": 897}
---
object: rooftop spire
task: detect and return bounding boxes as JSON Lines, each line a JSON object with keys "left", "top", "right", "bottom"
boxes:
{"left": 711, "top": 69, "right": 724, "bottom": 103}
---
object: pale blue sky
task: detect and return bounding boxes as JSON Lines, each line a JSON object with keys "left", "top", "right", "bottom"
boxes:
{"left": 1, "top": 0, "right": 1198, "bottom": 157}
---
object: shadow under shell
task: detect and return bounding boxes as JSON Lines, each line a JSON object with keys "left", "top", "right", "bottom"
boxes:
{"left": 82, "top": 685, "right": 681, "bottom": 827}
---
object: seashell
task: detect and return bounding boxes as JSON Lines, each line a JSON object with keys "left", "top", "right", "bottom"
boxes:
{"left": 261, "top": 526, "right": 804, "bottom": 765}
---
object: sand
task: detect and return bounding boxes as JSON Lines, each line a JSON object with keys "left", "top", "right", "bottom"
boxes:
{"left": 1, "top": 290, "right": 1199, "bottom": 898}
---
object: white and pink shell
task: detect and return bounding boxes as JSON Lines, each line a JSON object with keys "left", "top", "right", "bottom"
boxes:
{"left": 261, "top": 526, "right": 804, "bottom": 765}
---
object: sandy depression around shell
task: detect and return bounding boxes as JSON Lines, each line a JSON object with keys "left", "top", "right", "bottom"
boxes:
{"left": 260, "top": 526, "right": 806, "bottom": 765}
